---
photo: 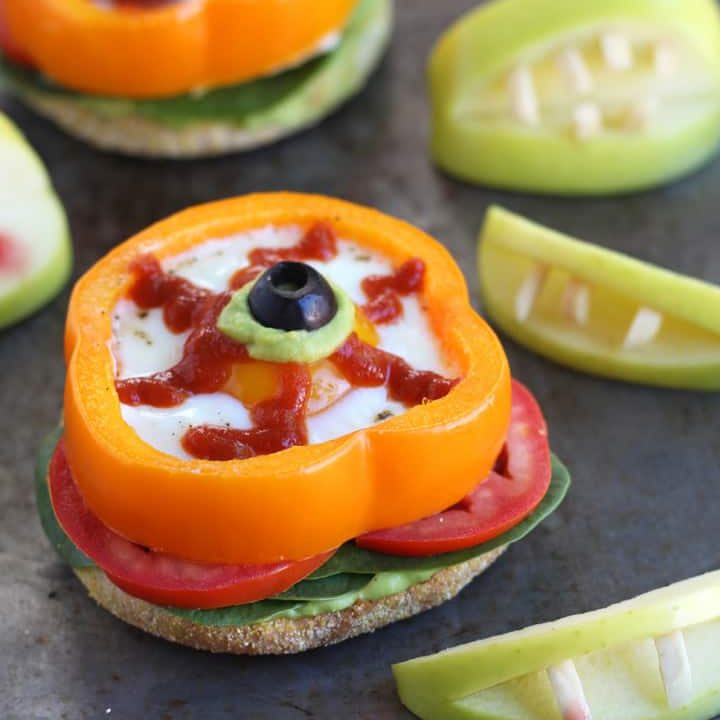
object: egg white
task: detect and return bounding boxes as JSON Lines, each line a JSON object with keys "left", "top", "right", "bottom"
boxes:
{"left": 111, "top": 226, "right": 452, "bottom": 458}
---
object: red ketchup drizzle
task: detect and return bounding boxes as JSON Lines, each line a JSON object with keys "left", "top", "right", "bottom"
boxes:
{"left": 127, "top": 254, "right": 213, "bottom": 333}
{"left": 114, "top": 223, "right": 456, "bottom": 461}
{"left": 361, "top": 258, "right": 425, "bottom": 324}
{"left": 182, "top": 365, "right": 311, "bottom": 460}
{"left": 116, "top": 289, "right": 249, "bottom": 407}
{"left": 229, "top": 222, "right": 338, "bottom": 290}
{"left": 331, "top": 333, "right": 457, "bottom": 406}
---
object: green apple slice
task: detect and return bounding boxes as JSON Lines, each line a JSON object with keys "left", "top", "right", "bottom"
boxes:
{"left": 0, "top": 112, "right": 71, "bottom": 328}
{"left": 429, "top": 0, "right": 720, "bottom": 194}
{"left": 478, "top": 207, "right": 720, "bottom": 390}
{"left": 394, "top": 570, "right": 720, "bottom": 720}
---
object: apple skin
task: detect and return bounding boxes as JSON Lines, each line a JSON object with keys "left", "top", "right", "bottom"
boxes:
{"left": 429, "top": 0, "right": 720, "bottom": 195}
{"left": 477, "top": 207, "right": 720, "bottom": 391}
{"left": 0, "top": 112, "right": 72, "bottom": 329}
{"left": 394, "top": 570, "right": 720, "bottom": 720}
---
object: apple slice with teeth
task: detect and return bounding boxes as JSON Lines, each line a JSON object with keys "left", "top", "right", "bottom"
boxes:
{"left": 0, "top": 112, "right": 71, "bottom": 329}
{"left": 429, "top": 0, "right": 720, "bottom": 194}
{"left": 478, "top": 206, "right": 720, "bottom": 390}
{"left": 394, "top": 570, "right": 720, "bottom": 720}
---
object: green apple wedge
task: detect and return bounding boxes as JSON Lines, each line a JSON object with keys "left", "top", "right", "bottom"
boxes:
{"left": 478, "top": 207, "right": 720, "bottom": 390}
{"left": 0, "top": 111, "right": 71, "bottom": 328}
{"left": 394, "top": 570, "right": 720, "bottom": 720}
{"left": 429, "top": 0, "right": 720, "bottom": 194}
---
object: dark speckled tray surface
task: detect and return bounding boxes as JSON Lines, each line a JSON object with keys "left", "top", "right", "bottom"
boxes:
{"left": 2, "top": 2, "right": 720, "bottom": 718}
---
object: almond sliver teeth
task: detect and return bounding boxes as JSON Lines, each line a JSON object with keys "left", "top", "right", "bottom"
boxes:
{"left": 573, "top": 102, "right": 603, "bottom": 140}
{"left": 558, "top": 48, "right": 593, "bottom": 94}
{"left": 508, "top": 65, "right": 540, "bottom": 126}
{"left": 654, "top": 42, "right": 678, "bottom": 77}
{"left": 601, "top": 32, "right": 634, "bottom": 70}
{"left": 623, "top": 307, "right": 663, "bottom": 348}
{"left": 562, "top": 279, "right": 590, "bottom": 325}
{"left": 655, "top": 631, "right": 693, "bottom": 709}
{"left": 547, "top": 659, "right": 593, "bottom": 720}
{"left": 515, "top": 264, "right": 547, "bottom": 322}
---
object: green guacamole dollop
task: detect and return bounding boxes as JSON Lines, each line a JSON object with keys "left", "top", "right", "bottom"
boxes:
{"left": 216, "top": 279, "right": 355, "bottom": 363}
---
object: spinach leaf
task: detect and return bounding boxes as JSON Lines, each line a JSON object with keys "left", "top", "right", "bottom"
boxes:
{"left": 276, "top": 573, "right": 371, "bottom": 601}
{"left": 308, "top": 455, "right": 570, "bottom": 578}
{"left": 170, "top": 599, "right": 304, "bottom": 627}
{"left": 35, "top": 426, "right": 94, "bottom": 569}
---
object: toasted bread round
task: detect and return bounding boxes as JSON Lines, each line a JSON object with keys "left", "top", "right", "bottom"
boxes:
{"left": 74, "top": 546, "right": 505, "bottom": 654}
{"left": 16, "top": 93, "right": 305, "bottom": 158}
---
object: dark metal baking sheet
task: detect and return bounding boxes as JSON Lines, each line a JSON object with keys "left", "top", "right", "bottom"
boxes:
{"left": 2, "top": 2, "right": 720, "bottom": 718}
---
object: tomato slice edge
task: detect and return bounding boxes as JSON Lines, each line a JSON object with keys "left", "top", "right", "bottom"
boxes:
{"left": 48, "top": 440, "right": 334, "bottom": 609}
{"left": 356, "top": 380, "right": 552, "bottom": 556}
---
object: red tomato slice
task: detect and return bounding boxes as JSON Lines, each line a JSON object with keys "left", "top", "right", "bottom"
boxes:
{"left": 48, "top": 440, "right": 334, "bottom": 609}
{"left": 356, "top": 380, "right": 551, "bottom": 556}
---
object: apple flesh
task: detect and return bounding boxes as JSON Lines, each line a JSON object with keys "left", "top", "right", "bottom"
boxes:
{"left": 0, "top": 112, "right": 71, "bottom": 329}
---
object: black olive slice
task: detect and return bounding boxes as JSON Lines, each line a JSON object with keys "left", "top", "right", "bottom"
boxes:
{"left": 248, "top": 261, "right": 338, "bottom": 332}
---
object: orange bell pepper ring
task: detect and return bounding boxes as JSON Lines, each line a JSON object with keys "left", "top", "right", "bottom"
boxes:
{"left": 63, "top": 193, "right": 511, "bottom": 564}
{"left": 3, "top": 0, "right": 357, "bottom": 98}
